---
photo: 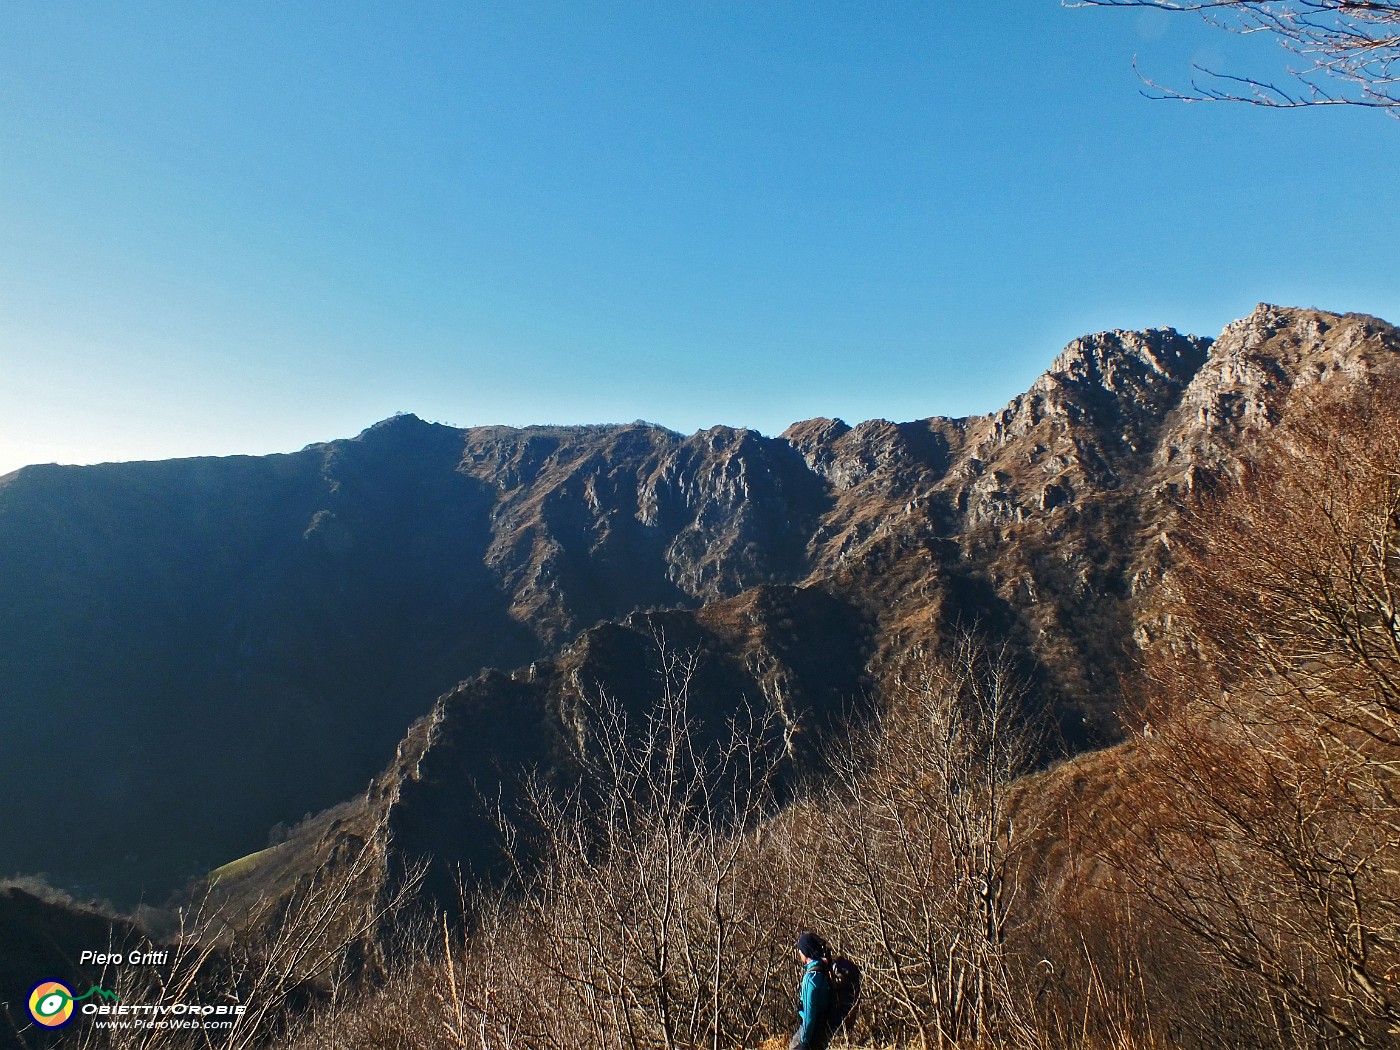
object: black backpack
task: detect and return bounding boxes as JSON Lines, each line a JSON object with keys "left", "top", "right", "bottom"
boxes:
{"left": 825, "top": 956, "right": 862, "bottom": 1033}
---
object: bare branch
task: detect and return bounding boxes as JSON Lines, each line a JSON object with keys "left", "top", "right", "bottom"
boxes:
{"left": 1071, "top": 1, "right": 1400, "bottom": 115}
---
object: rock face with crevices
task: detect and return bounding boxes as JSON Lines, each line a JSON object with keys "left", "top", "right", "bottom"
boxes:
{"left": 2, "top": 304, "right": 1396, "bottom": 904}
{"left": 455, "top": 422, "right": 829, "bottom": 638}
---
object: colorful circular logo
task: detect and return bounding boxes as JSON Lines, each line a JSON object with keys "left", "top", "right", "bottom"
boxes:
{"left": 29, "top": 981, "right": 75, "bottom": 1027}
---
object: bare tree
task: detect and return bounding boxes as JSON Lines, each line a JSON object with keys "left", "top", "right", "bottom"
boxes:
{"left": 1071, "top": 1, "right": 1400, "bottom": 114}
{"left": 810, "top": 634, "right": 1045, "bottom": 1050}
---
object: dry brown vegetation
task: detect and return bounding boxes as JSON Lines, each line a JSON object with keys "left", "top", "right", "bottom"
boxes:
{"left": 1110, "top": 376, "right": 1400, "bottom": 1045}
{"left": 47, "top": 376, "right": 1400, "bottom": 1050}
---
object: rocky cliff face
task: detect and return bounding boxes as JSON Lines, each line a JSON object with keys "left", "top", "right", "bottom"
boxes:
{"left": 455, "top": 422, "right": 828, "bottom": 639}
{"left": 2, "top": 304, "right": 1396, "bottom": 904}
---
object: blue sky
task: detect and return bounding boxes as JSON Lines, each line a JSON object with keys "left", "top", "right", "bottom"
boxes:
{"left": 2, "top": 2, "right": 1398, "bottom": 475}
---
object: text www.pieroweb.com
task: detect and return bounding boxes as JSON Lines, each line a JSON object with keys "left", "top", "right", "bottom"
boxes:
{"left": 85, "top": 1003, "right": 244, "bottom": 1031}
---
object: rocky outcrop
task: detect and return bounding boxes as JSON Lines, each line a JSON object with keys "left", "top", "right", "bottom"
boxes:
{"left": 1153, "top": 305, "right": 1400, "bottom": 489}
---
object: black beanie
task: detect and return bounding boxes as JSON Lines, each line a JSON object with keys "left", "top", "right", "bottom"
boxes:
{"left": 796, "top": 931, "right": 826, "bottom": 960}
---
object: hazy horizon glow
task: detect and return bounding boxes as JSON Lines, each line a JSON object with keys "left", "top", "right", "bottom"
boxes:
{"left": 3, "top": 3, "right": 1398, "bottom": 476}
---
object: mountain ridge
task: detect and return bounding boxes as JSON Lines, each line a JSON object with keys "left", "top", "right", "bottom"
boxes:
{"left": 4, "top": 303, "right": 1397, "bottom": 904}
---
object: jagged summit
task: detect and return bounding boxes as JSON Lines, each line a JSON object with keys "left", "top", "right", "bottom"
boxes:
{"left": 1032, "top": 327, "right": 1211, "bottom": 403}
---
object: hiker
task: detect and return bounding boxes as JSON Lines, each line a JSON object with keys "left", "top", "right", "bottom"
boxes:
{"left": 791, "top": 930, "right": 832, "bottom": 1050}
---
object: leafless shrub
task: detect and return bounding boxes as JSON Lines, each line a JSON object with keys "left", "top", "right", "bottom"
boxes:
{"left": 800, "top": 632, "right": 1047, "bottom": 1050}
{"left": 55, "top": 835, "right": 422, "bottom": 1050}
{"left": 430, "top": 644, "right": 794, "bottom": 1050}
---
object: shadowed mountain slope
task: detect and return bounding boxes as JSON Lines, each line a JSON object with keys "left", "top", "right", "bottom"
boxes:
{"left": 0, "top": 420, "right": 832, "bottom": 901}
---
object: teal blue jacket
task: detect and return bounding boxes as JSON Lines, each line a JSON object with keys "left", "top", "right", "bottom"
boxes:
{"left": 795, "top": 959, "right": 832, "bottom": 1048}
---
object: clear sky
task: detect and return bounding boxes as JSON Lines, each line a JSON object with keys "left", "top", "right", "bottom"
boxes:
{"left": 2, "top": 2, "right": 1398, "bottom": 476}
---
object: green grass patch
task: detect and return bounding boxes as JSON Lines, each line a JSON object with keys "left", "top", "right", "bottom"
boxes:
{"left": 208, "top": 845, "right": 280, "bottom": 883}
